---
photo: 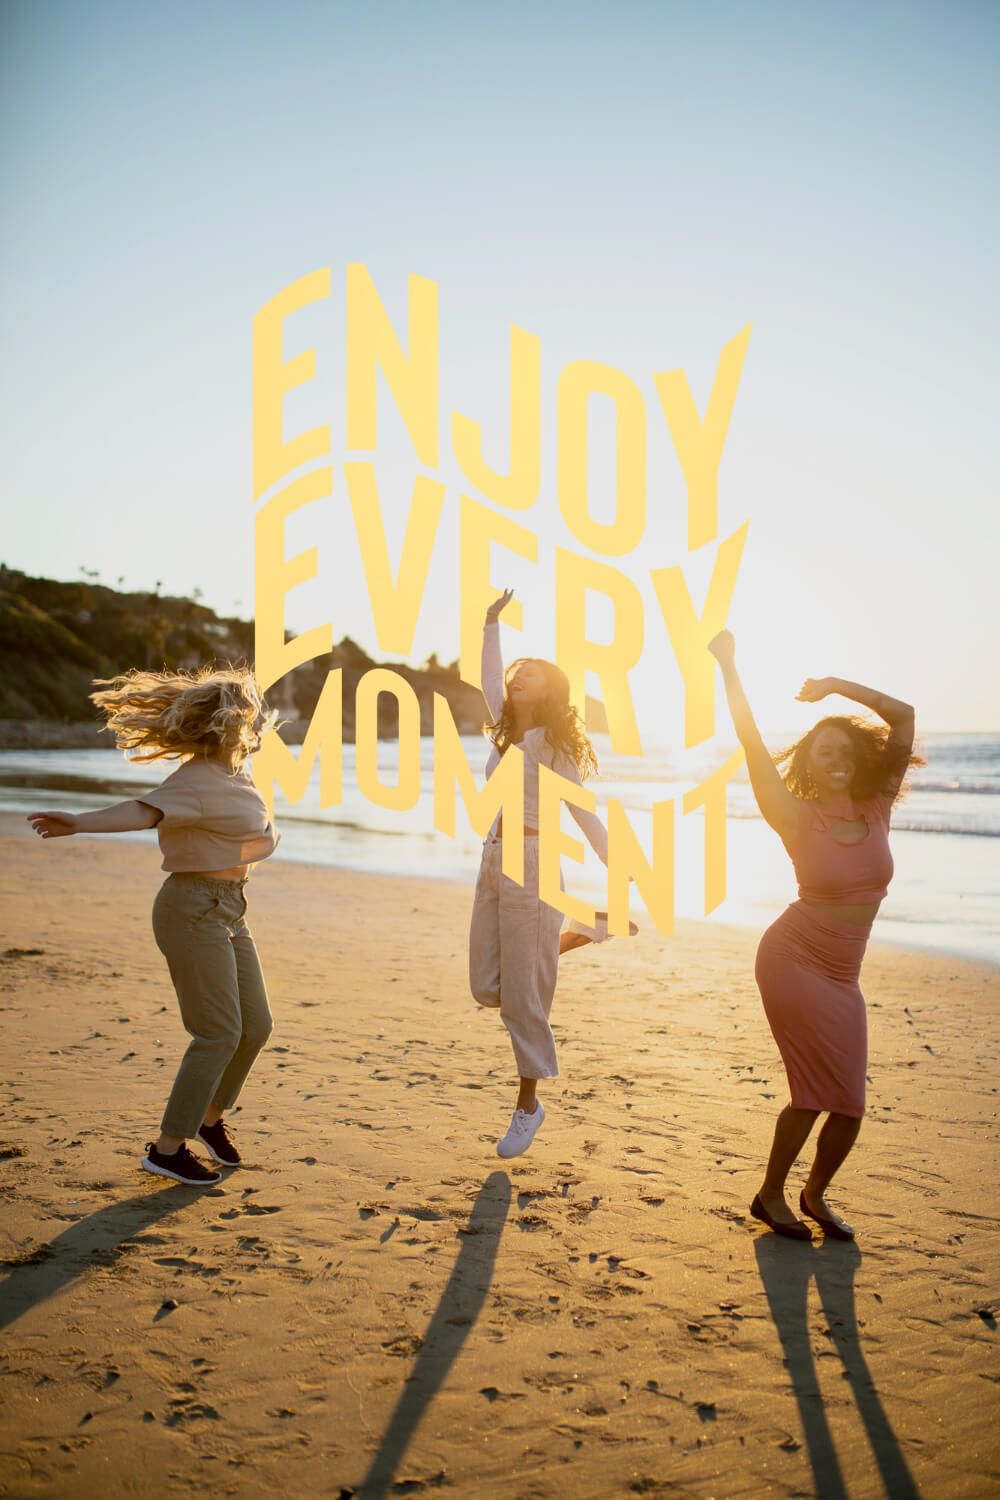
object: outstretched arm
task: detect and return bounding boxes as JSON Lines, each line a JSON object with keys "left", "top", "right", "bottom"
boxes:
{"left": 481, "top": 588, "right": 513, "bottom": 723}
{"left": 548, "top": 745, "right": 609, "bottom": 865}
{"left": 708, "top": 631, "right": 801, "bottom": 840}
{"left": 28, "top": 800, "right": 162, "bottom": 839}
{"left": 568, "top": 802, "right": 609, "bottom": 866}
{"left": 798, "top": 675, "right": 915, "bottom": 798}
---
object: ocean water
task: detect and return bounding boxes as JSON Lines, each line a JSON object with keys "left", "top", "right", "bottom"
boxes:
{"left": 2, "top": 732, "right": 997, "bottom": 966}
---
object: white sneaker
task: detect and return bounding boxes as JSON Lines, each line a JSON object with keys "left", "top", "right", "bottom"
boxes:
{"left": 496, "top": 1101, "right": 546, "bottom": 1159}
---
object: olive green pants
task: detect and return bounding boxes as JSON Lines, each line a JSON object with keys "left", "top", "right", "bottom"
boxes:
{"left": 152, "top": 873, "right": 273, "bottom": 1139}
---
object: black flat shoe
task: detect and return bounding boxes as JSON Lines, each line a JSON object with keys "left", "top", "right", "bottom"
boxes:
{"left": 799, "top": 1189, "right": 855, "bottom": 1240}
{"left": 141, "top": 1142, "right": 221, "bottom": 1186}
{"left": 198, "top": 1118, "right": 241, "bottom": 1167}
{"left": 750, "top": 1192, "right": 813, "bottom": 1240}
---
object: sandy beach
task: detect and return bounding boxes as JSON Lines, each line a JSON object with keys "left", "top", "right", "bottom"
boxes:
{"left": 0, "top": 809, "right": 997, "bottom": 1499}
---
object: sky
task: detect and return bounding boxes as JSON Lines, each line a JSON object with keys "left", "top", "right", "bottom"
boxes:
{"left": 1, "top": 0, "right": 997, "bottom": 739}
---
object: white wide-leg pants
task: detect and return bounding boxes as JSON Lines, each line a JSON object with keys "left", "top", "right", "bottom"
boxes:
{"left": 468, "top": 836, "right": 565, "bottom": 1079}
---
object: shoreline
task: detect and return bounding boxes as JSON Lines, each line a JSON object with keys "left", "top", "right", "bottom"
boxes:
{"left": 263, "top": 836, "right": 1000, "bottom": 970}
{"left": 4, "top": 808, "right": 996, "bottom": 972}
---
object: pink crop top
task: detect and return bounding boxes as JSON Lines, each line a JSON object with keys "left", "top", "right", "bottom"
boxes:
{"left": 782, "top": 792, "right": 895, "bottom": 906}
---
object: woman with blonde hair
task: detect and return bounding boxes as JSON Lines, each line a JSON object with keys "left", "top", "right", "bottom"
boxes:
{"left": 470, "top": 590, "right": 622, "bottom": 1159}
{"left": 29, "top": 666, "right": 279, "bottom": 1186}
{"left": 708, "top": 629, "right": 921, "bottom": 1240}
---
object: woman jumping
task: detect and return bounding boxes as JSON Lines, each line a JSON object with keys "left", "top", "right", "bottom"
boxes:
{"left": 469, "top": 589, "right": 624, "bottom": 1159}
{"left": 709, "top": 630, "right": 919, "bottom": 1240}
{"left": 28, "top": 666, "right": 279, "bottom": 1187}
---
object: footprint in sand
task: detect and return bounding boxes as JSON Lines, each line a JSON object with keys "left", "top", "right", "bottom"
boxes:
{"left": 381, "top": 1334, "right": 423, "bottom": 1357}
{"left": 567, "top": 1197, "right": 602, "bottom": 1224}
{"left": 234, "top": 1235, "right": 271, "bottom": 1261}
{"left": 517, "top": 1190, "right": 554, "bottom": 1208}
{"left": 0, "top": 1243, "right": 52, "bottom": 1267}
{"left": 218, "top": 1203, "right": 282, "bottom": 1220}
{"left": 165, "top": 1397, "right": 220, "bottom": 1426}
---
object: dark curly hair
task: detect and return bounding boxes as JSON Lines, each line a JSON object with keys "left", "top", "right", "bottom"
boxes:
{"left": 488, "top": 657, "right": 598, "bottom": 779}
{"left": 773, "top": 714, "right": 924, "bottom": 802}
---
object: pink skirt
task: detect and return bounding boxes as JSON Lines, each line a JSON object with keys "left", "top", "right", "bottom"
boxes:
{"left": 754, "top": 900, "right": 871, "bottom": 1118}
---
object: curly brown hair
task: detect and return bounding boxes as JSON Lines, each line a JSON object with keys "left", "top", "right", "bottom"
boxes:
{"left": 488, "top": 657, "right": 598, "bottom": 779}
{"left": 773, "top": 714, "right": 924, "bottom": 802}
{"left": 90, "top": 664, "right": 276, "bottom": 764}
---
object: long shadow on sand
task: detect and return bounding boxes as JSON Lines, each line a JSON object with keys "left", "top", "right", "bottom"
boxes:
{"left": 754, "top": 1235, "right": 920, "bottom": 1499}
{"left": 357, "top": 1169, "right": 513, "bottom": 1500}
{"left": 0, "top": 1183, "right": 216, "bottom": 1331}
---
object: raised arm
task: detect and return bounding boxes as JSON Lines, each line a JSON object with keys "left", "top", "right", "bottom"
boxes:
{"left": 481, "top": 588, "right": 514, "bottom": 723}
{"left": 797, "top": 675, "right": 915, "bottom": 799}
{"left": 708, "top": 630, "right": 801, "bottom": 841}
{"left": 28, "top": 800, "right": 162, "bottom": 839}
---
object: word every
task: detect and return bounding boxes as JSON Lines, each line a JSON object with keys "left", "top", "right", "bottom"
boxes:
{"left": 252, "top": 266, "right": 751, "bottom": 754}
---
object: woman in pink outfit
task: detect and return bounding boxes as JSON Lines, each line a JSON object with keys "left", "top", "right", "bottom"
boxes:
{"left": 709, "top": 629, "right": 919, "bottom": 1241}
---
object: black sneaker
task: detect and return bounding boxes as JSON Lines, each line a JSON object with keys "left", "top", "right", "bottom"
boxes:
{"left": 142, "top": 1141, "right": 222, "bottom": 1185}
{"left": 197, "top": 1118, "right": 241, "bottom": 1167}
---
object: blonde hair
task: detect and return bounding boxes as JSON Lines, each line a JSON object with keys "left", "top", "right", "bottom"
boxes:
{"left": 90, "top": 665, "right": 275, "bottom": 765}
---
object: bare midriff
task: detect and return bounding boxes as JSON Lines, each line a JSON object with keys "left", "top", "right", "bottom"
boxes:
{"left": 495, "top": 818, "right": 538, "bottom": 838}
{"left": 801, "top": 898, "right": 880, "bottom": 926}
{"left": 192, "top": 866, "right": 249, "bottom": 880}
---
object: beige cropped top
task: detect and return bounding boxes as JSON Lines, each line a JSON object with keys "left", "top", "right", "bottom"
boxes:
{"left": 137, "top": 756, "right": 280, "bottom": 873}
{"left": 482, "top": 622, "right": 609, "bottom": 863}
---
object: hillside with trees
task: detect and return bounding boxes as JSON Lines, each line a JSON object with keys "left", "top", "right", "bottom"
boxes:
{"left": 0, "top": 567, "right": 607, "bottom": 747}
